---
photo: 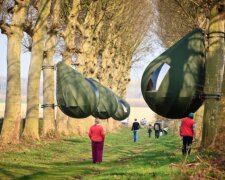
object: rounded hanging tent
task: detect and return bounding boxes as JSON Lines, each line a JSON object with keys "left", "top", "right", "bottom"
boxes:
{"left": 141, "top": 28, "right": 205, "bottom": 119}
{"left": 56, "top": 62, "right": 99, "bottom": 118}
{"left": 89, "top": 78, "right": 118, "bottom": 119}
{"left": 111, "top": 96, "right": 130, "bottom": 121}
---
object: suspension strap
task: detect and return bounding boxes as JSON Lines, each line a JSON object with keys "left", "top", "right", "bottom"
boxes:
{"left": 201, "top": 93, "right": 221, "bottom": 100}
{"left": 41, "top": 104, "right": 56, "bottom": 108}
{"left": 207, "top": 31, "right": 225, "bottom": 39}
{"left": 41, "top": 65, "right": 56, "bottom": 70}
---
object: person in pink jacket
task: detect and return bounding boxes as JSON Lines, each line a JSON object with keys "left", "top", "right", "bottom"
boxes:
{"left": 88, "top": 118, "right": 105, "bottom": 163}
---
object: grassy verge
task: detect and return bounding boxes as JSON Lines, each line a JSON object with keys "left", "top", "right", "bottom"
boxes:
{"left": 0, "top": 128, "right": 222, "bottom": 180}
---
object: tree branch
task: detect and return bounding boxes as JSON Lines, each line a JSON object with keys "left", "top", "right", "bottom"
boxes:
{"left": 0, "top": 20, "right": 12, "bottom": 35}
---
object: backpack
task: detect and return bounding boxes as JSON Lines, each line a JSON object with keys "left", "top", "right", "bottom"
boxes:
{"left": 154, "top": 123, "right": 160, "bottom": 130}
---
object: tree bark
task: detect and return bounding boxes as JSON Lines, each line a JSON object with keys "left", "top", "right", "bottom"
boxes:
{"left": 100, "top": 45, "right": 115, "bottom": 87}
{"left": 42, "top": 33, "right": 57, "bottom": 137}
{"left": 55, "top": 0, "right": 80, "bottom": 136}
{"left": 56, "top": 108, "right": 68, "bottom": 136}
{"left": 213, "top": 2, "right": 225, "bottom": 151}
{"left": 201, "top": 3, "right": 225, "bottom": 148}
{"left": 76, "top": 0, "right": 104, "bottom": 78}
{"left": 42, "top": 0, "right": 61, "bottom": 137}
{"left": 0, "top": 0, "right": 30, "bottom": 144}
{"left": 23, "top": 0, "right": 51, "bottom": 140}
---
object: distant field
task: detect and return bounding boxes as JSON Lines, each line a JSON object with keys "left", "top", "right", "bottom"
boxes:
{"left": 0, "top": 103, "right": 156, "bottom": 123}
{"left": 0, "top": 103, "right": 38, "bottom": 118}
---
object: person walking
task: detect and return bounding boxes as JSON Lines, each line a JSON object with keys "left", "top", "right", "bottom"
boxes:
{"left": 180, "top": 112, "right": 196, "bottom": 155}
{"left": 89, "top": 118, "right": 105, "bottom": 163}
{"left": 148, "top": 124, "right": 153, "bottom": 138}
{"left": 131, "top": 118, "right": 140, "bottom": 142}
{"left": 154, "top": 121, "right": 161, "bottom": 139}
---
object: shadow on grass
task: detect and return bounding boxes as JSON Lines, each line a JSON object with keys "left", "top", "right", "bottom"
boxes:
{"left": 0, "top": 129, "right": 184, "bottom": 180}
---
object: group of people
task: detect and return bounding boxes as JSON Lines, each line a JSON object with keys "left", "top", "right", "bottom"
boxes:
{"left": 88, "top": 112, "right": 196, "bottom": 164}
{"left": 131, "top": 119, "right": 167, "bottom": 141}
{"left": 131, "top": 113, "right": 195, "bottom": 156}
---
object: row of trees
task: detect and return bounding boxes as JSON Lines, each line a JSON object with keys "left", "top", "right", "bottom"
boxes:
{"left": 1, "top": 0, "right": 223, "bottom": 152}
{"left": 156, "top": 0, "right": 224, "bottom": 150}
{"left": 0, "top": 0, "right": 153, "bottom": 144}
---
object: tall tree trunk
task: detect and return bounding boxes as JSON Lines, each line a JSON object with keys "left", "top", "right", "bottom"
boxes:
{"left": 42, "top": 0, "right": 61, "bottom": 137}
{"left": 201, "top": 3, "right": 225, "bottom": 148}
{"left": 213, "top": 2, "right": 225, "bottom": 151}
{"left": 56, "top": 108, "right": 68, "bottom": 135}
{"left": 56, "top": 0, "right": 80, "bottom": 136}
{"left": 23, "top": 0, "right": 51, "bottom": 140}
{"left": 42, "top": 33, "right": 57, "bottom": 137}
{"left": 0, "top": 0, "right": 30, "bottom": 144}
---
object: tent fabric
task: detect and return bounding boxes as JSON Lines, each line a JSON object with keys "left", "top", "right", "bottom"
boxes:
{"left": 89, "top": 79, "right": 118, "bottom": 119}
{"left": 111, "top": 96, "right": 130, "bottom": 121}
{"left": 141, "top": 28, "right": 205, "bottom": 119}
{"left": 56, "top": 62, "right": 99, "bottom": 118}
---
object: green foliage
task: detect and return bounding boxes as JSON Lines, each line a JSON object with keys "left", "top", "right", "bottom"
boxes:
{"left": 0, "top": 128, "right": 222, "bottom": 179}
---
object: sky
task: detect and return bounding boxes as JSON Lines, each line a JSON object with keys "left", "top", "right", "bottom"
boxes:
{"left": 0, "top": 31, "right": 165, "bottom": 85}
{"left": 0, "top": 33, "right": 31, "bottom": 78}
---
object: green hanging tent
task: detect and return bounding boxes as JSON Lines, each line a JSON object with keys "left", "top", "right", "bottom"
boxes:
{"left": 111, "top": 95, "right": 130, "bottom": 121}
{"left": 89, "top": 79, "right": 118, "bottom": 119}
{"left": 141, "top": 28, "right": 205, "bottom": 119}
{"left": 56, "top": 62, "right": 99, "bottom": 118}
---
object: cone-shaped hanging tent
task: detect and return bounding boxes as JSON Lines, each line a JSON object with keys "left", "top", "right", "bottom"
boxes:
{"left": 89, "top": 79, "right": 118, "bottom": 119}
{"left": 111, "top": 96, "right": 130, "bottom": 121}
{"left": 141, "top": 28, "right": 205, "bottom": 119}
{"left": 56, "top": 62, "right": 99, "bottom": 118}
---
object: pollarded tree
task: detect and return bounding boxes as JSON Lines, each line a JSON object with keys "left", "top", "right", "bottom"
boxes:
{"left": 42, "top": 0, "right": 61, "bottom": 137}
{"left": 201, "top": 2, "right": 224, "bottom": 148}
{"left": 109, "top": 0, "right": 152, "bottom": 96}
{"left": 22, "top": 0, "right": 51, "bottom": 140}
{"left": 75, "top": 0, "right": 109, "bottom": 78}
{"left": 98, "top": 0, "right": 128, "bottom": 88}
{"left": 98, "top": 0, "right": 152, "bottom": 96}
{"left": 55, "top": 0, "right": 80, "bottom": 136}
{"left": 0, "top": 0, "right": 31, "bottom": 144}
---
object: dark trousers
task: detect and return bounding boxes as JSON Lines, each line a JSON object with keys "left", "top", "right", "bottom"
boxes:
{"left": 91, "top": 141, "right": 104, "bottom": 163}
{"left": 182, "top": 136, "right": 193, "bottom": 155}
{"left": 155, "top": 130, "right": 160, "bottom": 138}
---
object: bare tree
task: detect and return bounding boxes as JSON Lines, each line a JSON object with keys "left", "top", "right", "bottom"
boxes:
{"left": 55, "top": 0, "right": 80, "bottom": 136}
{"left": 42, "top": 0, "right": 61, "bottom": 137}
{"left": 201, "top": 2, "right": 224, "bottom": 148}
{"left": 0, "top": 0, "right": 31, "bottom": 144}
{"left": 22, "top": 0, "right": 51, "bottom": 140}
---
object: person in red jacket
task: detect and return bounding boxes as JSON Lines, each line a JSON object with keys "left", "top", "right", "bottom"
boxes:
{"left": 180, "top": 112, "right": 196, "bottom": 155}
{"left": 89, "top": 118, "right": 105, "bottom": 163}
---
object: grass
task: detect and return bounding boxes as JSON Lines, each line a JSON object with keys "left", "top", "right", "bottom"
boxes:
{"left": 0, "top": 128, "right": 218, "bottom": 180}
